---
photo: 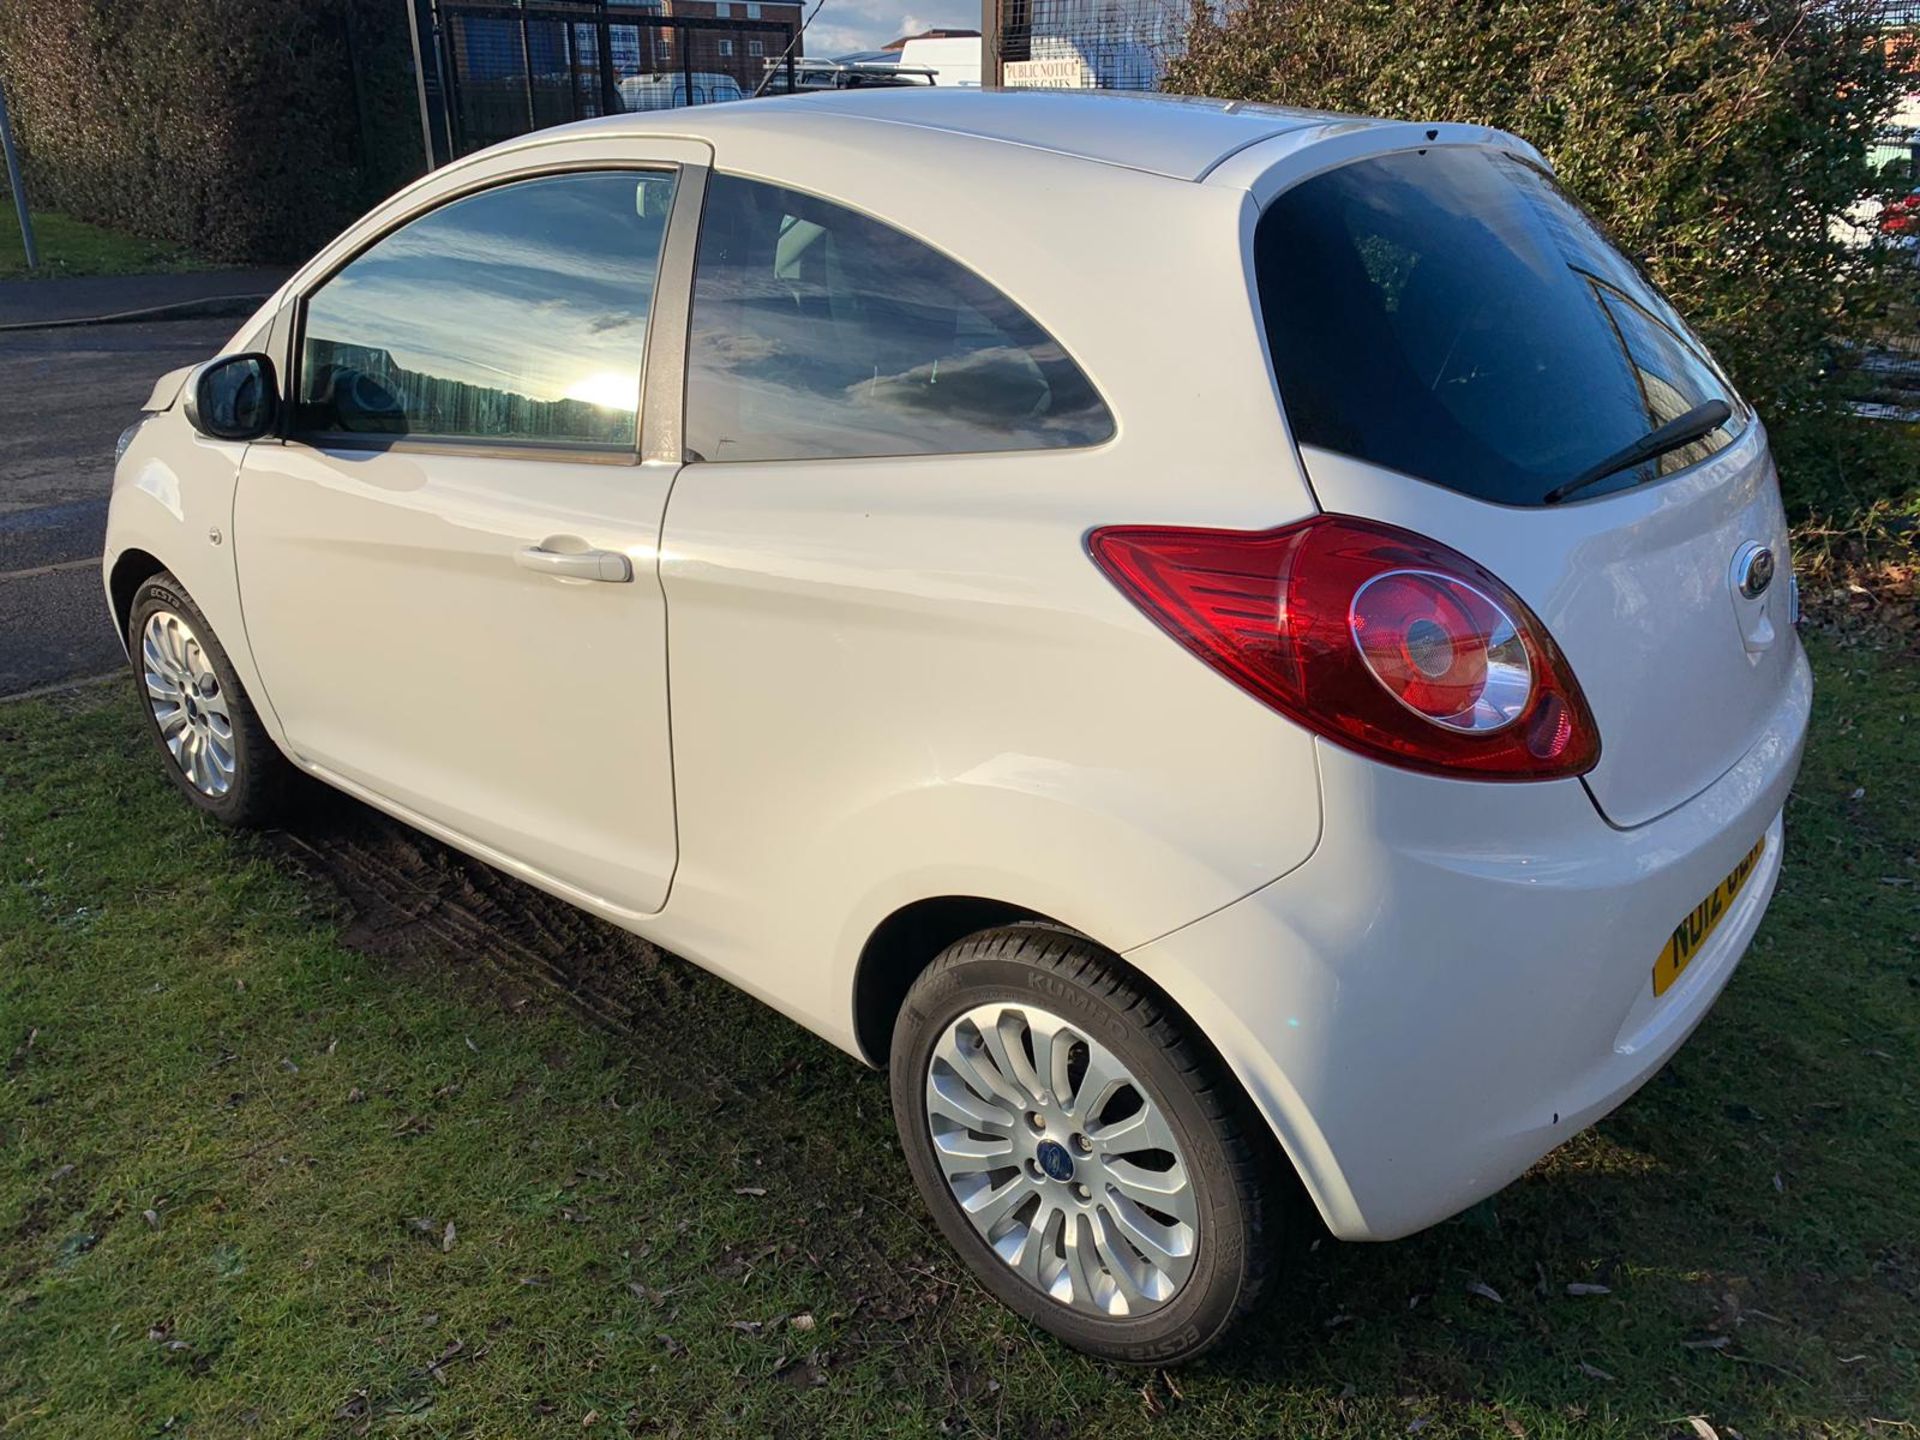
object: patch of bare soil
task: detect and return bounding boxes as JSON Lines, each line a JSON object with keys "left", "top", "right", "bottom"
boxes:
{"left": 255, "top": 785, "right": 793, "bottom": 1127}
{"left": 257, "top": 787, "right": 975, "bottom": 1399}
{"left": 1795, "top": 512, "right": 1920, "bottom": 654}
{"left": 264, "top": 785, "right": 669, "bottom": 1032}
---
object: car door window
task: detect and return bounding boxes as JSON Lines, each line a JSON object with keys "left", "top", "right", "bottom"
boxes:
{"left": 685, "top": 173, "right": 1113, "bottom": 462}
{"left": 296, "top": 170, "right": 677, "bottom": 449}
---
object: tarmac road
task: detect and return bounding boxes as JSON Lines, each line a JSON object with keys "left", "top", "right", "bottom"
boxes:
{"left": 0, "top": 317, "right": 237, "bottom": 696}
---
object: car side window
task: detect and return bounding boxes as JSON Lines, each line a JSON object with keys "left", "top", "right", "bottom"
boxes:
{"left": 685, "top": 173, "right": 1114, "bottom": 463}
{"left": 295, "top": 171, "right": 677, "bottom": 449}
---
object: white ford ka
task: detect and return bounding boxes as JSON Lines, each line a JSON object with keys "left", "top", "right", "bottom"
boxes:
{"left": 105, "top": 90, "right": 1809, "bottom": 1362}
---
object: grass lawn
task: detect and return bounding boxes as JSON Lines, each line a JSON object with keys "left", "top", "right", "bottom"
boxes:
{"left": 1, "top": 631, "right": 1915, "bottom": 1438}
{"left": 0, "top": 210, "right": 201, "bottom": 279}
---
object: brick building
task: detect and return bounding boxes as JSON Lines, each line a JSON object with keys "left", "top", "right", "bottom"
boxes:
{"left": 604, "top": 0, "right": 804, "bottom": 91}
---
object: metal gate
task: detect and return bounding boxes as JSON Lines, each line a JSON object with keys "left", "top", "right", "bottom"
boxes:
{"left": 985, "top": 0, "right": 1181, "bottom": 90}
{"left": 408, "top": 0, "right": 802, "bottom": 166}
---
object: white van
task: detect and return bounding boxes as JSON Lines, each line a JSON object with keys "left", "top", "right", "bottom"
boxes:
{"left": 617, "top": 71, "right": 744, "bottom": 110}
{"left": 896, "top": 36, "right": 982, "bottom": 87}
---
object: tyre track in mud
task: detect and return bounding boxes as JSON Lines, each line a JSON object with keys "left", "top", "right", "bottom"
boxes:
{"left": 255, "top": 790, "right": 959, "bottom": 1342}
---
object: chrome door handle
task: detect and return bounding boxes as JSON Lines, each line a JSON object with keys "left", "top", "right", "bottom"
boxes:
{"left": 514, "top": 545, "right": 632, "bottom": 583}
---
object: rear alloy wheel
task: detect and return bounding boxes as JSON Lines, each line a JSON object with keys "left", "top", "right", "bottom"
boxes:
{"left": 891, "top": 925, "right": 1285, "bottom": 1363}
{"left": 927, "top": 1000, "right": 1198, "bottom": 1316}
{"left": 128, "top": 573, "right": 292, "bottom": 826}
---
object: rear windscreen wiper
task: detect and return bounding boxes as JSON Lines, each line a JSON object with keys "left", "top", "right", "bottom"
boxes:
{"left": 1542, "top": 398, "right": 1733, "bottom": 506}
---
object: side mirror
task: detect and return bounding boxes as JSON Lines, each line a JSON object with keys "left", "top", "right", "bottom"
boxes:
{"left": 183, "top": 353, "right": 279, "bottom": 441}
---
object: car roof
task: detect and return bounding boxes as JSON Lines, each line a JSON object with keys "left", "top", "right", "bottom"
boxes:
{"left": 529, "top": 88, "right": 1391, "bottom": 183}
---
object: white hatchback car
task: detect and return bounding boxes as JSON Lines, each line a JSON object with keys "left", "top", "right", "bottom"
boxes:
{"left": 105, "top": 90, "right": 1809, "bottom": 1362}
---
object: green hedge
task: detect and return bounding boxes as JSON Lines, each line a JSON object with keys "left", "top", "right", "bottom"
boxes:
{"left": 1167, "top": 0, "right": 1920, "bottom": 517}
{"left": 0, "top": 0, "right": 424, "bottom": 264}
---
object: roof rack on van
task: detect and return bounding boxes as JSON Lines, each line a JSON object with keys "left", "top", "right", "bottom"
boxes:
{"left": 762, "top": 57, "right": 940, "bottom": 91}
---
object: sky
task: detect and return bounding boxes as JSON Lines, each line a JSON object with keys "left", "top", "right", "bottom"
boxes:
{"left": 799, "top": 0, "right": 979, "bottom": 57}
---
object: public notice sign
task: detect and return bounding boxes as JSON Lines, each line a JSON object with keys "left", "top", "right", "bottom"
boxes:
{"left": 1003, "top": 56, "right": 1091, "bottom": 87}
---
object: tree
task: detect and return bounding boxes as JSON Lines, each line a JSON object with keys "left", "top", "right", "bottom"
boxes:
{"left": 1167, "top": 0, "right": 1920, "bottom": 514}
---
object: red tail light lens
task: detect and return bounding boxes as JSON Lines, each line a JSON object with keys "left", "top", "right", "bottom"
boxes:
{"left": 1087, "top": 515, "right": 1599, "bottom": 779}
{"left": 1349, "top": 570, "right": 1530, "bottom": 732}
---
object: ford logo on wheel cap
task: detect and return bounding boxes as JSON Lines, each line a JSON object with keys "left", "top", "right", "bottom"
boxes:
{"left": 1734, "top": 543, "right": 1775, "bottom": 601}
{"left": 1035, "top": 1139, "right": 1075, "bottom": 1182}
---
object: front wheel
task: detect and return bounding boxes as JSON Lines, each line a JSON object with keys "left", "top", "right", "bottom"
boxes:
{"left": 890, "top": 924, "right": 1287, "bottom": 1363}
{"left": 128, "top": 572, "right": 292, "bottom": 827}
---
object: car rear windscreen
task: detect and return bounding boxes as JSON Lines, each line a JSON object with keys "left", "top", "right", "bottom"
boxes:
{"left": 1254, "top": 147, "right": 1743, "bottom": 506}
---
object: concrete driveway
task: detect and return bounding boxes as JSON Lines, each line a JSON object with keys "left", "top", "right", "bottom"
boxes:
{"left": 0, "top": 316, "right": 239, "bottom": 695}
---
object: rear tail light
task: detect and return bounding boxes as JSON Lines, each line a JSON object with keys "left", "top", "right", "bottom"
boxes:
{"left": 1087, "top": 515, "right": 1599, "bottom": 780}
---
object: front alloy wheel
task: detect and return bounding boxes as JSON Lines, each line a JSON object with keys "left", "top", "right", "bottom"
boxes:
{"left": 892, "top": 924, "right": 1287, "bottom": 1363}
{"left": 127, "top": 572, "right": 291, "bottom": 827}
{"left": 141, "top": 609, "right": 237, "bottom": 797}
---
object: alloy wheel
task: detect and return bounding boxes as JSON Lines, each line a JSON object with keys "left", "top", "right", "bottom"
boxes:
{"left": 141, "top": 610, "right": 236, "bottom": 798}
{"left": 925, "top": 1001, "right": 1198, "bottom": 1317}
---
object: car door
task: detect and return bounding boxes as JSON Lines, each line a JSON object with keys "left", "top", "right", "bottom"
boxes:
{"left": 234, "top": 160, "right": 704, "bottom": 918}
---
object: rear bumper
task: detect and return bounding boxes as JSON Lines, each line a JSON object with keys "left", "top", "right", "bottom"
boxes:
{"left": 1128, "top": 639, "right": 1811, "bottom": 1241}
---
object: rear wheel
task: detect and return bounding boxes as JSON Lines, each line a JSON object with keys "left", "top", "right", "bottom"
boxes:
{"left": 128, "top": 573, "right": 292, "bottom": 826}
{"left": 890, "top": 924, "right": 1286, "bottom": 1363}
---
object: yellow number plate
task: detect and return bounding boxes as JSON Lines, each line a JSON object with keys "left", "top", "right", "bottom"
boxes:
{"left": 1652, "top": 837, "right": 1766, "bottom": 996}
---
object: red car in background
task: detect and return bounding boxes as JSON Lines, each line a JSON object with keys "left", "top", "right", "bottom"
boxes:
{"left": 1880, "top": 187, "right": 1920, "bottom": 237}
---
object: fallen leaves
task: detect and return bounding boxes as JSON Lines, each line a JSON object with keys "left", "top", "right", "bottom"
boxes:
{"left": 1139, "top": 1370, "right": 1183, "bottom": 1420}
{"left": 7, "top": 1027, "right": 39, "bottom": 1073}
{"left": 722, "top": 1309, "right": 816, "bottom": 1340}
{"left": 1464, "top": 1279, "right": 1505, "bottom": 1305}
{"left": 403, "top": 1216, "right": 458, "bottom": 1252}
{"left": 772, "top": 1347, "right": 831, "bottom": 1387}
{"left": 423, "top": 1339, "right": 469, "bottom": 1383}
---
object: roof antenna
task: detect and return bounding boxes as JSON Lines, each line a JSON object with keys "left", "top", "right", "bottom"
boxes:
{"left": 752, "top": 0, "right": 830, "bottom": 99}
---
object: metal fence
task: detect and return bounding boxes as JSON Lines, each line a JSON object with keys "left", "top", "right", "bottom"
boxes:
{"left": 987, "top": 0, "right": 1184, "bottom": 90}
{"left": 1855, "top": 335, "right": 1920, "bottom": 420}
{"left": 409, "top": 0, "right": 802, "bottom": 164}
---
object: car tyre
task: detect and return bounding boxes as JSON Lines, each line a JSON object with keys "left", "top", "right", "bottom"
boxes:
{"left": 128, "top": 572, "right": 293, "bottom": 827}
{"left": 890, "top": 923, "right": 1287, "bottom": 1363}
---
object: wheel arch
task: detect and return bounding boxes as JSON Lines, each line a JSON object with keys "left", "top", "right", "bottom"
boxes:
{"left": 849, "top": 897, "right": 1295, "bottom": 1192}
{"left": 108, "top": 547, "right": 170, "bottom": 647}
{"left": 851, "top": 895, "right": 1052, "bottom": 1067}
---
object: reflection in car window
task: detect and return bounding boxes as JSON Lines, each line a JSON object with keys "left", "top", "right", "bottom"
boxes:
{"left": 1590, "top": 281, "right": 1732, "bottom": 476}
{"left": 297, "top": 171, "right": 676, "bottom": 447}
{"left": 1255, "top": 148, "right": 1743, "bottom": 506}
{"left": 685, "top": 174, "right": 1113, "bottom": 463}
